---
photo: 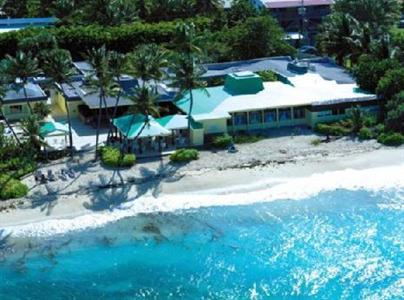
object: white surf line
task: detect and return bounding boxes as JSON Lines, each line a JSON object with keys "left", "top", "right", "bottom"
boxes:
{"left": 3, "top": 164, "right": 404, "bottom": 238}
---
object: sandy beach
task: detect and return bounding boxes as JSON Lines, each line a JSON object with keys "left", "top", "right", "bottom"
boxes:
{"left": 0, "top": 133, "right": 403, "bottom": 230}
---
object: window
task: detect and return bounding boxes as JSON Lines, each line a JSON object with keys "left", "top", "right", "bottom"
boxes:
{"left": 249, "top": 111, "right": 262, "bottom": 125}
{"left": 317, "top": 110, "right": 332, "bottom": 117}
{"left": 293, "top": 107, "right": 306, "bottom": 119}
{"left": 279, "top": 108, "right": 292, "bottom": 121}
{"left": 332, "top": 108, "right": 346, "bottom": 115}
{"left": 234, "top": 112, "right": 247, "bottom": 126}
{"left": 264, "top": 109, "right": 277, "bottom": 123}
{"left": 9, "top": 105, "right": 23, "bottom": 114}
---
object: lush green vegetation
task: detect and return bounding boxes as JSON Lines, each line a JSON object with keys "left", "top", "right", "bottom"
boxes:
{"left": 318, "top": 0, "right": 403, "bottom": 142}
{"left": 315, "top": 121, "right": 353, "bottom": 137}
{"left": 100, "top": 146, "right": 136, "bottom": 167}
{"left": 256, "top": 70, "right": 278, "bottom": 82}
{"left": 0, "top": 125, "right": 35, "bottom": 200}
{"left": 0, "top": 175, "right": 29, "bottom": 200}
{"left": 377, "top": 132, "right": 404, "bottom": 146}
{"left": 0, "top": 2, "right": 294, "bottom": 61}
{"left": 169, "top": 148, "right": 199, "bottom": 162}
{"left": 212, "top": 134, "right": 233, "bottom": 148}
{"left": 234, "top": 135, "right": 264, "bottom": 144}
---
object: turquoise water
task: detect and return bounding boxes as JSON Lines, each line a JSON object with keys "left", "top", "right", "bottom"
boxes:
{"left": 1, "top": 188, "right": 403, "bottom": 299}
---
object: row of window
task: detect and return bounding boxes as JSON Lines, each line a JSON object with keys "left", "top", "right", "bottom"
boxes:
{"left": 229, "top": 107, "right": 306, "bottom": 126}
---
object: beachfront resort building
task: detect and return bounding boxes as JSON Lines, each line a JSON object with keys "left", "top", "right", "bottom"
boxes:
{"left": 108, "top": 57, "right": 379, "bottom": 150}
{"left": 171, "top": 70, "right": 378, "bottom": 146}
{"left": 1, "top": 55, "right": 380, "bottom": 153}
{"left": 1, "top": 83, "right": 49, "bottom": 121}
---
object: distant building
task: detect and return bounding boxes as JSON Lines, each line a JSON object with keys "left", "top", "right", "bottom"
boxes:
{"left": 0, "top": 17, "right": 58, "bottom": 34}
{"left": 254, "top": 0, "right": 334, "bottom": 44}
{"left": 1, "top": 83, "right": 49, "bottom": 121}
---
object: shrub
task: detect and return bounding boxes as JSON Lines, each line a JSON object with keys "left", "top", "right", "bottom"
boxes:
{"left": 377, "top": 132, "right": 404, "bottom": 146}
{"left": 256, "top": 70, "right": 278, "bottom": 82}
{"left": 0, "top": 175, "right": 28, "bottom": 200}
{"left": 212, "top": 134, "right": 233, "bottom": 148}
{"left": 363, "top": 116, "right": 378, "bottom": 127}
{"left": 315, "top": 123, "right": 352, "bottom": 136}
{"left": 234, "top": 135, "right": 263, "bottom": 144}
{"left": 358, "top": 127, "right": 373, "bottom": 140}
{"left": 310, "top": 138, "right": 321, "bottom": 146}
{"left": 169, "top": 148, "right": 199, "bottom": 163}
{"left": 101, "top": 146, "right": 136, "bottom": 168}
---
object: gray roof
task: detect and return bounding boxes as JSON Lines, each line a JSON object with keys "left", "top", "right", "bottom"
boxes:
{"left": 3, "top": 83, "right": 48, "bottom": 103}
{"left": 203, "top": 56, "right": 355, "bottom": 84}
{"left": 60, "top": 81, "right": 133, "bottom": 109}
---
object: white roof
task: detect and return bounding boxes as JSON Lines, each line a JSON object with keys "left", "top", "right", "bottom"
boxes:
{"left": 210, "top": 73, "right": 376, "bottom": 115}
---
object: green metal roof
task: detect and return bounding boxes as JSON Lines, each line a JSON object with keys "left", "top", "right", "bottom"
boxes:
{"left": 113, "top": 114, "right": 170, "bottom": 139}
{"left": 224, "top": 72, "right": 264, "bottom": 95}
{"left": 156, "top": 114, "right": 203, "bottom": 130}
{"left": 174, "top": 86, "right": 230, "bottom": 119}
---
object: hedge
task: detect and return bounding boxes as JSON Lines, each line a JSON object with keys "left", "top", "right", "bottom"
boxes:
{"left": 358, "top": 127, "right": 373, "bottom": 140}
{"left": 101, "top": 146, "right": 136, "bottom": 168}
{"left": 212, "top": 134, "right": 233, "bottom": 148}
{"left": 169, "top": 148, "right": 199, "bottom": 162}
{"left": 315, "top": 123, "right": 352, "bottom": 136}
{"left": 0, "top": 175, "right": 28, "bottom": 200}
{"left": 377, "top": 132, "right": 404, "bottom": 146}
{"left": 0, "top": 17, "right": 212, "bottom": 59}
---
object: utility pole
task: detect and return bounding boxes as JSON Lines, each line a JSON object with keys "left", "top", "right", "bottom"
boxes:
{"left": 297, "top": 0, "right": 307, "bottom": 49}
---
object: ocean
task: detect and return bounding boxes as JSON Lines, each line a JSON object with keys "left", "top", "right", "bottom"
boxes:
{"left": 0, "top": 166, "right": 403, "bottom": 299}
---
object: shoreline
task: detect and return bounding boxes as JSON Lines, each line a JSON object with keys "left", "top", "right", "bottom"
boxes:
{"left": 0, "top": 146, "right": 403, "bottom": 232}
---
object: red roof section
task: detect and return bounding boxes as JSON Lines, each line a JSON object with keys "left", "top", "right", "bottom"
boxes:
{"left": 264, "top": 0, "right": 333, "bottom": 8}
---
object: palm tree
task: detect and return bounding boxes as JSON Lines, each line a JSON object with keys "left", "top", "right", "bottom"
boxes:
{"left": 107, "top": 51, "right": 128, "bottom": 142}
{"left": 123, "top": 86, "right": 160, "bottom": 153}
{"left": 194, "top": 0, "right": 223, "bottom": 14}
{"left": 0, "top": 83, "right": 21, "bottom": 145}
{"left": 170, "top": 53, "right": 206, "bottom": 145}
{"left": 173, "top": 22, "right": 202, "bottom": 57}
{"left": 1, "top": 51, "right": 41, "bottom": 113}
{"left": 21, "top": 114, "right": 46, "bottom": 153}
{"left": 42, "top": 49, "right": 76, "bottom": 157}
{"left": 317, "top": 13, "right": 363, "bottom": 65}
{"left": 86, "top": 46, "right": 116, "bottom": 160}
{"left": 128, "top": 44, "right": 168, "bottom": 90}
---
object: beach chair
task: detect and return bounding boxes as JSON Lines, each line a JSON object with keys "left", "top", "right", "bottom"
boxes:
{"left": 67, "top": 168, "right": 75, "bottom": 179}
{"left": 47, "top": 170, "right": 57, "bottom": 182}
{"left": 34, "top": 170, "right": 42, "bottom": 182}
{"left": 228, "top": 144, "right": 238, "bottom": 153}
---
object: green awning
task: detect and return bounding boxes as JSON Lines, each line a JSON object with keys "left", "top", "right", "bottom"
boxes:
{"left": 113, "top": 114, "right": 171, "bottom": 139}
{"left": 39, "top": 121, "right": 69, "bottom": 137}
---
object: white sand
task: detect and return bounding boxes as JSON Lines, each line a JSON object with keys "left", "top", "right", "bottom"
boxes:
{"left": 0, "top": 134, "right": 403, "bottom": 236}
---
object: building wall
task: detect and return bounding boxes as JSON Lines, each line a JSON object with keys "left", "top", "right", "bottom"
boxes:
{"left": 201, "top": 119, "right": 228, "bottom": 135}
{"left": 191, "top": 128, "right": 205, "bottom": 146}
{"left": 53, "top": 91, "right": 83, "bottom": 118}
{"left": 1, "top": 101, "right": 45, "bottom": 121}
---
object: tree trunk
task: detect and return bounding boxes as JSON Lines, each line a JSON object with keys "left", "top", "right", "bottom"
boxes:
{"left": 187, "top": 89, "right": 194, "bottom": 146}
{"left": 23, "top": 85, "right": 33, "bottom": 114}
{"left": 61, "top": 86, "right": 74, "bottom": 157}
{"left": 94, "top": 92, "right": 104, "bottom": 161}
{"left": 107, "top": 87, "right": 122, "bottom": 143}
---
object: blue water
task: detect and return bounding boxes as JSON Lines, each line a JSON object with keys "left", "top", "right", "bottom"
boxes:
{"left": 1, "top": 188, "right": 403, "bottom": 299}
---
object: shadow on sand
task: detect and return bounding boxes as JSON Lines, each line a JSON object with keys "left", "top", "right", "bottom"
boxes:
{"left": 82, "top": 159, "right": 185, "bottom": 212}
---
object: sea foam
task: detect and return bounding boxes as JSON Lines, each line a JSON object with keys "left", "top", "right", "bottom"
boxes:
{"left": 3, "top": 164, "right": 404, "bottom": 237}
